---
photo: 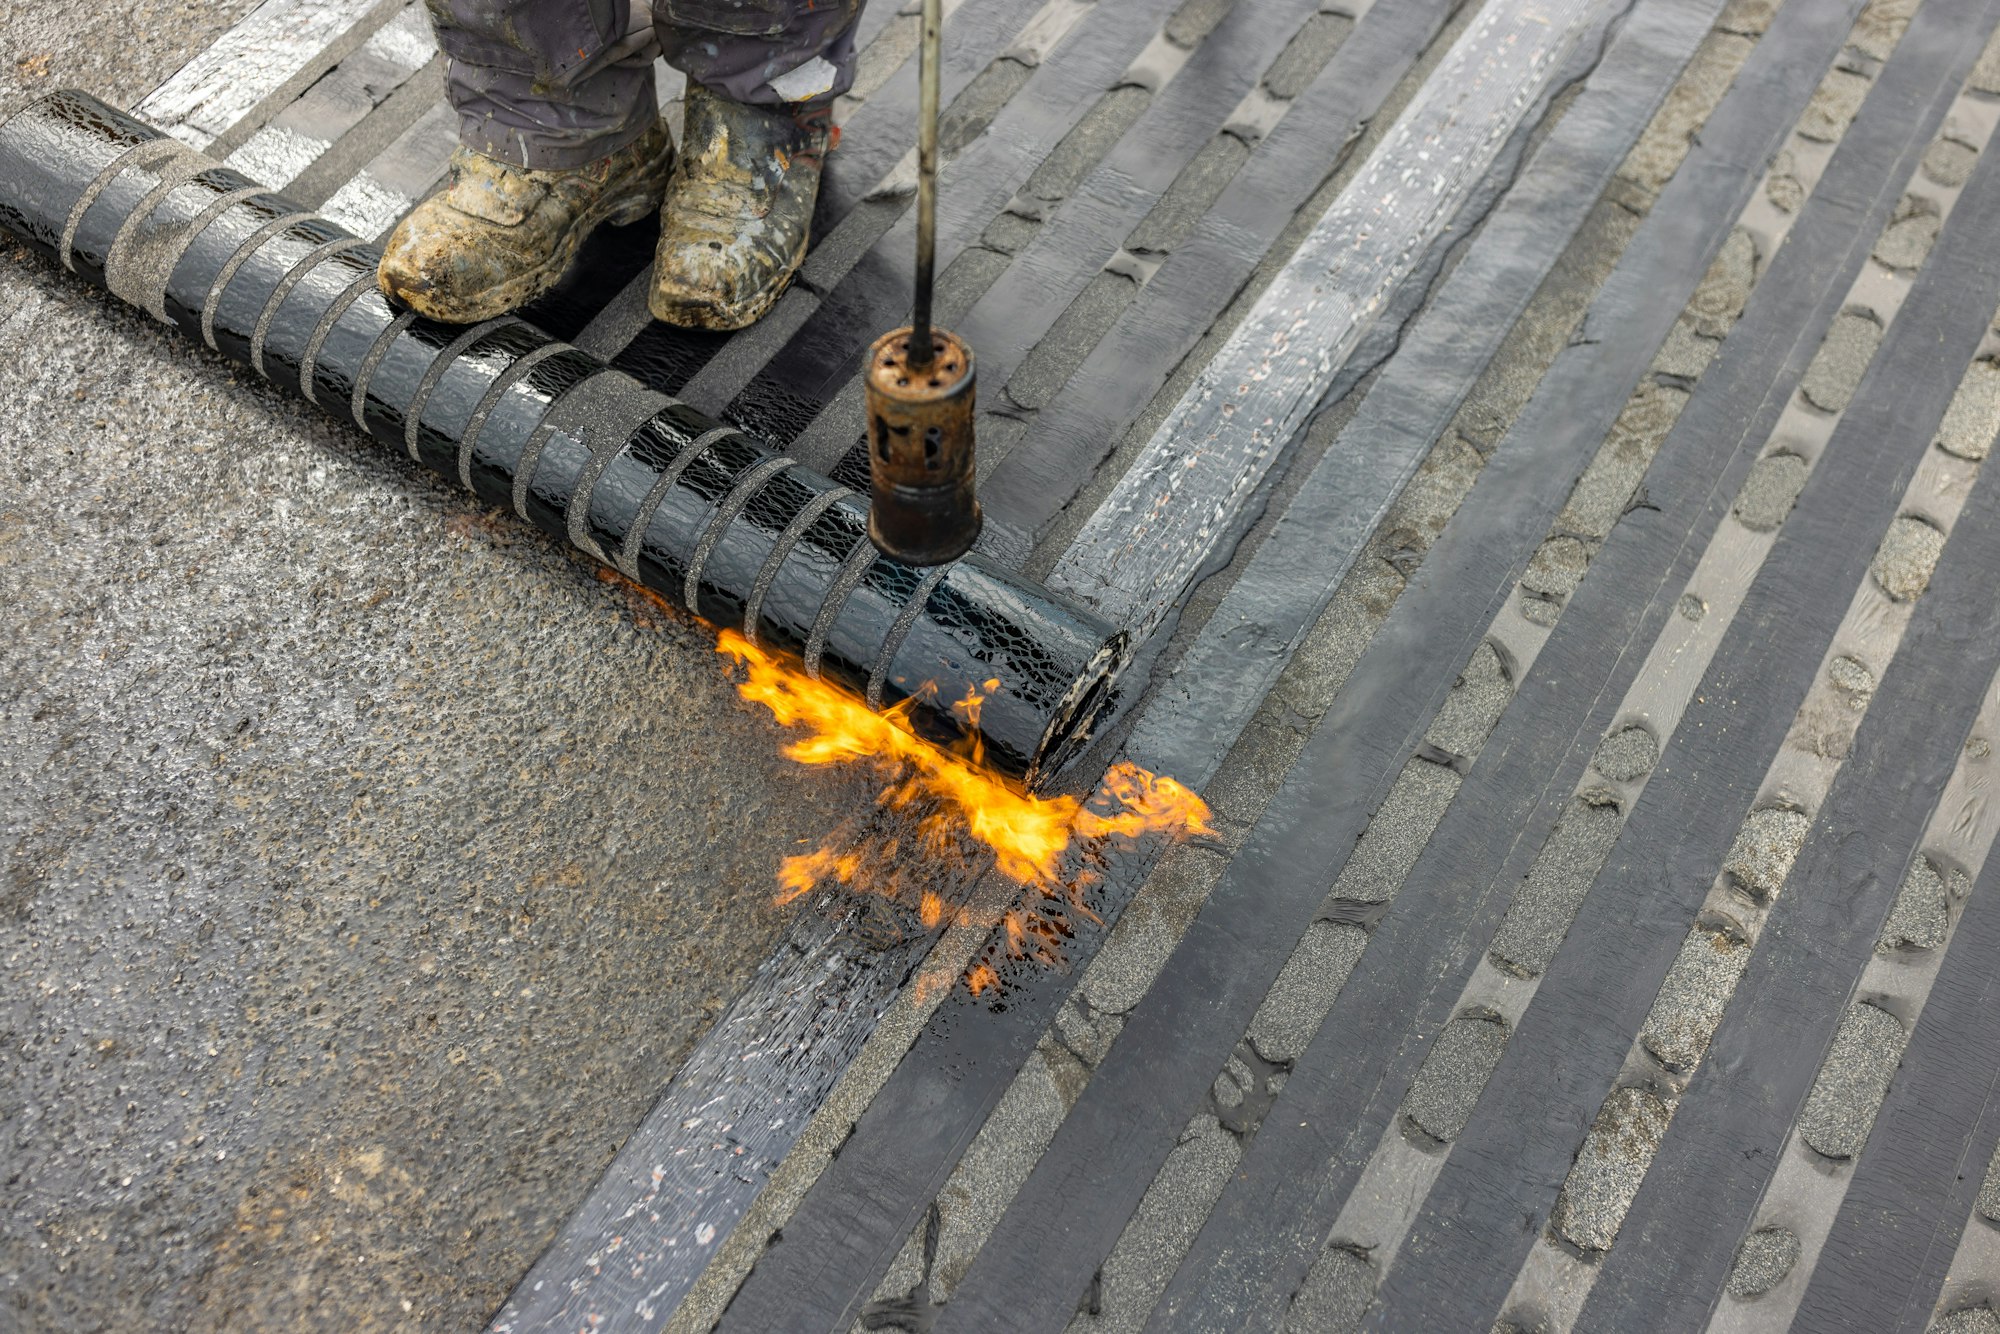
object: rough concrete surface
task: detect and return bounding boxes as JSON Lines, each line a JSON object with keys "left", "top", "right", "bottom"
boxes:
{"left": 1593, "top": 724, "right": 1660, "bottom": 783}
{"left": 0, "top": 10, "right": 877, "bottom": 1329}
{"left": 1801, "top": 310, "right": 1884, "bottom": 413}
{"left": 1934, "top": 1306, "right": 2000, "bottom": 1334}
{"left": 1733, "top": 452, "right": 1810, "bottom": 532}
{"left": 1489, "top": 796, "right": 1624, "bottom": 978}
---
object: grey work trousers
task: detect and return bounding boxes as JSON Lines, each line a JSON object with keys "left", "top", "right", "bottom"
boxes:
{"left": 427, "top": 0, "right": 865, "bottom": 170}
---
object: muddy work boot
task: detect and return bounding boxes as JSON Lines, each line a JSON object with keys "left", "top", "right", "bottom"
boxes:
{"left": 377, "top": 119, "right": 675, "bottom": 323}
{"left": 650, "top": 87, "right": 834, "bottom": 331}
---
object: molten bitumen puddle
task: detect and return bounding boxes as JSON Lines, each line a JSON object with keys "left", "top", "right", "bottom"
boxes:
{"left": 716, "top": 630, "right": 1213, "bottom": 994}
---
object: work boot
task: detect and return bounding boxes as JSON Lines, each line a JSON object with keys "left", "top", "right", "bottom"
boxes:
{"left": 377, "top": 119, "right": 676, "bottom": 323}
{"left": 649, "top": 86, "right": 834, "bottom": 331}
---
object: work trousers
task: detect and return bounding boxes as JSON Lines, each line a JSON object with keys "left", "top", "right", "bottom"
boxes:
{"left": 427, "top": 0, "right": 865, "bottom": 170}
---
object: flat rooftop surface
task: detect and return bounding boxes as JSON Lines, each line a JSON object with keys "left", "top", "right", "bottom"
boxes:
{"left": 8, "top": 0, "right": 2000, "bottom": 1330}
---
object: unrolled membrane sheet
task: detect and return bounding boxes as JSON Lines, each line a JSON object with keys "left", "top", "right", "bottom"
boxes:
{"left": 0, "top": 90, "right": 1125, "bottom": 790}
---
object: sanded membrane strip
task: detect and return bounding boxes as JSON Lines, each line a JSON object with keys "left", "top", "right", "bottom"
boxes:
{"left": 1233, "top": 16, "right": 1935, "bottom": 1323}
{"left": 221, "top": 3, "right": 436, "bottom": 190}
{"left": 1041, "top": 0, "right": 1603, "bottom": 641}
{"left": 910, "top": 0, "right": 1887, "bottom": 1328}
{"left": 1368, "top": 7, "right": 2000, "bottom": 1324}
{"left": 137, "top": 0, "right": 401, "bottom": 149}
{"left": 1490, "top": 87, "right": 2000, "bottom": 1334}
{"left": 1713, "top": 669, "right": 2000, "bottom": 1333}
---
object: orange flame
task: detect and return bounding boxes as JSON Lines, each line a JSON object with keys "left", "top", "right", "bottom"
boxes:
{"left": 716, "top": 630, "right": 1213, "bottom": 991}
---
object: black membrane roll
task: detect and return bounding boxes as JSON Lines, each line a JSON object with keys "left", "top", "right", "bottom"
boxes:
{"left": 0, "top": 90, "right": 1126, "bottom": 791}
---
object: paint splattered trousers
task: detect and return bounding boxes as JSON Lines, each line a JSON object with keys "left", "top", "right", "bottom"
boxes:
{"left": 427, "top": 0, "right": 866, "bottom": 169}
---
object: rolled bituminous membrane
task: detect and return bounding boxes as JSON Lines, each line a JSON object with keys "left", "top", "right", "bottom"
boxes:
{"left": 0, "top": 90, "right": 1125, "bottom": 790}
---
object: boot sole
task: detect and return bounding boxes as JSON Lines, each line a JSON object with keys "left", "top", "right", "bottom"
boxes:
{"left": 646, "top": 228, "right": 807, "bottom": 332}
{"left": 381, "top": 138, "right": 676, "bottom": 326}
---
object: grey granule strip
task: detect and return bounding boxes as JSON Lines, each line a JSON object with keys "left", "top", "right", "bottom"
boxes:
{"left": 1879, "top": 856, "right": 1959, "bottom": 951}
{"left": 1936, "top": 358, "right": 2000, "bottom": 460}
{"left": 1732, "top": 451, "right": 1810, "bottom": 531}
{"left": 1552, "top": 1085, "right": 1673, "bottom": 1252}
{"left": 1722, "top": 807, "right": 1813, "bottom": 902}
{"left": 1282, "top": 1243, "right": 1375, "bottom": 1334}
{"left": 1246, "top": 922, "right": 1368, "bottom": 1065}
{"left": 1327, "top": 759, "right": 1462, "bottom": 905}
{"left": 1800, "top": 309, "right": 1883, "bottom": 412}
{"left": 1798, "top": 1002, "right": 1909, "bottom": 1160}
{"left": 1726, "top": 1226, "right": 1801, "bottom": 1297}
{"left": 1923, "top": 135, "right": 1979, "bottom": 188}
{"left": 1931, "top": 1307, "right": 2000, "bottom": 1334}
{"left": 1640, "top": 923, "right": 1751, "bottom": 1073}
{"left": 1423, "top": 642, "right": 1513, "bottom": 757}
{"left": 1872, "top": 513, "right": 1948, "bottom": 600}
{"left": 1592, "top": 724, "right": 1659, "bottom": 782}
{"left": 1489, "top": 796, "right": 1625, "bottom": 977}
{"left": 1401, "top": 1011, "right": 1509, "bottom": 1144}
{"left": 1979, "top": 1140, "right": 2000, "bottom": 1224}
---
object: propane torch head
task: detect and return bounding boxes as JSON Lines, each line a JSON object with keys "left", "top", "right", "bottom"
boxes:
{"left": 865, "top": 324, "right": 982, "bottom": 566}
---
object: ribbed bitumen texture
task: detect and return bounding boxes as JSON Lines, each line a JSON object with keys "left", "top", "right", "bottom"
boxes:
{"left": 0, "top": 89, "right": 1125, "bottom": 791}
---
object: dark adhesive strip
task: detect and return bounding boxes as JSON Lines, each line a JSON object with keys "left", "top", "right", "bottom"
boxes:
{"left": 1175, "top": 15, "right": 1985, "bottom": 1334}
{"left": 727, "top": 0, "right": 1219, "bottom": 427}
{"left": 630, "top": 433, "right": 771, "bottom": 598}
{"left": 744, "top": 485, "right": 854, "bottom": 644}
{"left": 294, "top": 256, "right": 381, "bottom": 401}
{"left": 514, "top": 375, "right": 663, "bottom": 547}
{"left": 347, "top": 307, "right": 417, "bottom": 431}
{"left": 867, "top": 563, "right": 951, "bottom": 711}
{"left": 292, "top": 256, "right": 384, "bottom": 402}
{"left": 409, "top": 322, "right": 548, "bottom": 480}
{"left": 160, "top": 192, "right": 294, "bottom": 337}
{"left": 399, "top": 317, "right": 517, "bottom": 461}
{"left": 456, "top": 341, "right": 570, "bottom": 490}
{"left": 250, "top": 236, "right": 368, "bottom": 377}
{"left": 208, "top": 214, "right": 350, "bottom": 365}
{"left": 970, "top": 0, "right": 1483, "bottom": 554}
{"left": 1119, "top": 0, "right": 1725, "bottom": 796}
{"left": 198, "top": 210, "right": 315, "bottom": 349}
{"left": 0, "top": 97, "right": 155, "bottom": 258}
{"left": 700, "top": 466, "right": 826, "bottom": 631}
{"left": 611, "top": 424, "right": 733, "bottom": 576}
{"left": 562, "top": 399, "right": 703, "bottom": 559}
{"left": 1371, "top": 20, "right": 2000, "bottom": 1331}
{"left": 756, "top": 0, "right": 1901, "bottom": 1328}
{"left": 684, "top": 456, "right": 798, "bottom": 620}
{"left": 471, "top": 355, "right": 612, "bottom": 515}
{"left": 1791, "top": 855, "right": 2000, "bottom": 1334}
{"left": 806, "top": 535, "right": 881, "bottom": 680}
{"left": 796, "top": 0, "right": 1331, "bottom": 449}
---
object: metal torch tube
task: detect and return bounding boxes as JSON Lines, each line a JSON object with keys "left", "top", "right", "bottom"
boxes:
{"left": 908, "top": 0, "right": 942, "bottom": 370}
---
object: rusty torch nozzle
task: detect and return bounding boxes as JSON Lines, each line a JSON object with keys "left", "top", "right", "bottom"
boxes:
{"left": 866, "top": 325, "right": 981, "bottom": 565}
{"left": 867, "top": 0, "right": 982, "bottom": 566}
